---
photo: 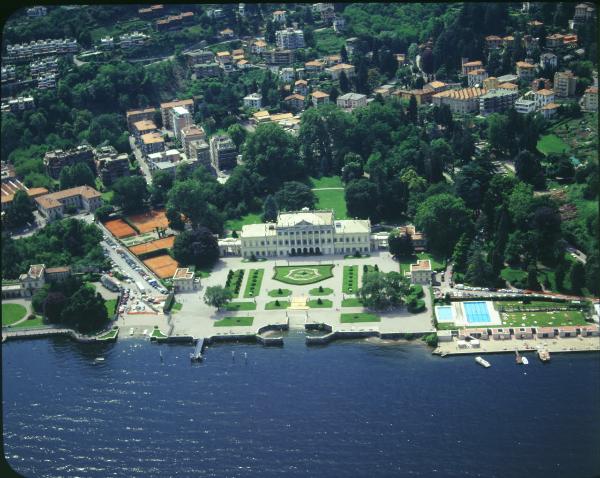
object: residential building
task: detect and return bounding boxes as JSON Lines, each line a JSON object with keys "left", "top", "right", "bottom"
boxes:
{"left": 155, "top": 12, "right": 194, "bottom": 31}
{"left": 514, "top": 97, "right": 537, "bottom": 114}
{"left": 395, "top": 89, "right": 434, "bottom": 105}
{"left": 215, "top": 51, "right": 232, "bottom": 66}
{"left": 531, "top": 77, "right": 553, "bottom": 91}
{"left": 571, "top": 2, "right": 596, "bottom": 29}
{"left": 546, "top": 34, "right": 564, "bottom": 49}
{"left": 540, "top": 52, "right": 558, "bottom": 70}
{"left": 35, "top": 186, "right": 102, "bottom": 221}
{"left": 485, "top": 35, "right": 503, "bottom": 50}
{"left": 275, "top": 28, "right": 305, "bottom": 50}
{"left": 265, "top": 49, "right": 294, "bottom": 66}
{"left": 126, "top": 107, "right": 156, "bottom": 131}
{"left": 209, "top": 135, "right": 237, "bottom": 171}
{"left": 540, "top": 102, "right": 560, "bottom": 119}
{"left": 497, "top": 82, "right": 519, "bottom": 92}
{"left": 160, "top": 98, "right": 194, "bottom": 130}
{"left": 6, "top": 38, "right": 78, "bottom": 60}
{"left": 424, "top": 81, "right": 449, "bottom": 94}
{"left": 1, "top": 65, "right": 16, "bottom": 83}
{"left": 534, "top": 89, "right": 555, "bottom": 109}
{"left": 396, "top": 224, "right": 427, "bottom": 251}
{"left": 171, "top": 106, "right": 192, "bottom": 141}
{"left": 279, "top": 67, "right": 295, "bottom": 83}
{"left": 311, "top": 90, "right": 330, "bottom": 106}
{"left": 409, "top": 260, "right": 432, "bottom": 285}
{"left": 219, "top": 28, "right": 235, "bottom": 40}
{"left": 467, "top": 68, "right": 488, "bottom": 87}
{"left": 294, "top": 79, "right": 309, "bottom": 96}
{"left": 172, "top": 268, "right": 196, "bottom": 292}
{"left": 337, "top": 92, "right": 367, "bottom": 111}
{"left": 0, "top": 96, "right": 35, "bottom": 113}
{"left": 432, "top": 87, "right": 487, "bottom": 114}
{"left": 326, "top": 63, "right": 356, "bottom": 80}
{"left": 1, "top": 181, "right": 48, "bottom": 211}
{"left": 479, "top": 89, "right": 518, "bottom": 115}
{"left": 193, "top": 62, "right": 221, "bottom": 78}
{"left": 251, "top": 39, "right": 267, "bottom": 55}
{"left": 553, "top": 70, "right": 577, "bottom": 97}
{"left": 333, "top": 16, "right": 346, "bottom": 33}
{"left": 240, "top": 209, "right": 371, "bottom": 258}
{"left": 180, "top": 125, "right": 206, "bottom": 158}
{"left": 26, "top": 6, "right": 48, "bottom": 17}
{"left": 373, "top": 85, "right": 395, "bottom": 97}
{"left": 345, "top": 37, "right": 359, "bottom": 56}
{"left": 313, "top": 3, "right": 335, "bottom": 22}
{"left": 43, "top": 145, "right": 94, "bottom": 180}
{"left": 94, "top": 146, "right": 130, "bottom": 186}
{"left": 483, "top": 77, "right": 499, "bottom": 90}
{"left": 138, "top": 4, "right": 164, "bottom": 19}
{"left": 503, "top": 35, "right": 515, "bottom": 48}
{"left": 243, "top": 92, "right": 262, "bottom": 109}
{"left": 580, "top": 86, "right": 598, "bottom": 112}
{"left": 150, "top": 161, "right": 177, "bottom": 177}
{"left": 284, "top": 93, "right": 305, "bottom": 112}
{"left": 29, "top": 57, "right": 58, "bottom": 77}
{"left": 119, "top": 31, "right": 149, "bottom": 49}
{"left": 184, "top": 50, "right": 214, "bottom": 66}
{"left": 305, "top": 60, "right": 325, "bottom": 74}
{"left": 19, "top": 264, "right": 46, "bottom": 297}
{"left": 133, "top": 120, "right": 157, "bottom": 142}
{"left": 272, "top": 10, "right": 286, "bottom": 23}
{"left": 188, "top": 139, "right": 211, "bottom": 170}
{"left": 140, "top": 132, "right": 165, "bottom": 157}
{"left": 497, "top": 73, "right": 519, "bottom": 84}
{"left": 516, "top": 61, "right": 536, "bottom": 81}
{"left": 461, "top": 59, "right": 483, "bottom": 75}
{"left": 37, "top": 73, "right": 56, "bottom": 89}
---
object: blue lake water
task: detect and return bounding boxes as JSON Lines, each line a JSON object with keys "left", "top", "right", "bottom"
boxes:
{"left": 3, "top": 332, "right": 600, "bottom": 478}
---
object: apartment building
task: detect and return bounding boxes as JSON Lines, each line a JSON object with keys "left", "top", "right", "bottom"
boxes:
{"left": 540, "top": 52, "right": 558, "bottom": 70}
{"left": 180, "top": 125, "right": 206, "bottom": 158}
{"left": 188, "top": 139, "right": 211, "bottom": 170}
{"left": 485, "top": 35, "right": 503, "bottom": 50}
{"left": 326, "top": 63, "right": 356, "bottom": 80}
{"left": 37, "top": 73, "right": 56, "bottom": 89}
{"left": 171, "top": 106, "right": 192, "bottom": 141}
{"left": 133, "top": 119, "right": 157, "bottom": 142}
{"left": 265, "top": 49, "right": 294, "bottom": 66}
{"left": 553, "top": 70, "right": 577, "bottom": 97}
{"left": 119, "top": 31, "right": 149, "bottom": 49}
{"left": 275, "top": 28, "right": 305, "bottom": 50}
{"left": 126, "top": 107, "right": 156, "bottom": 131}
{"left": 94, "top": 146, "right": 130, "bottom": 186}
{"left": 155, "top": 11, "right": 194, "bottom": 31}
{"left": 209, "top": 135, "right": 237, "bottom": 171}
{"left": 35, "top": 186, "right": 102, "bottom": 221}
{"left": 272, "top": 10, "right": 286, "bottom": 23}
{"left": 243, "top": 93, "right": 263, "bottom": 109}
{"left": 478, "top": 89, "right": 518, "bottom": 115}
{"left": 0, "top": 96, "right": 35, "bottom": 113}
{"left": 160, "top": 98, "right": 194, "bottom": 130}
{"left": 514, "top": 97, "right": 537, "bottom": 114}
{"left": 461, "top": 60, "right": 483, "bottom": 75}
{"left": 138, "top": 4, "right": 164, "bottom": 19}
{"left": 43, "top": 145, "right": 94, "bottom": 179}
{"left": 580, "top": 86, "right": 598, "bottom": 112}
{"left": 284, "top": 93, "right": 305, "bottom": 112}
{"left": 240, "top": 209, "right": 371, "bottom": 258}
{"left": 26, "top": 6, "right": 47, "bottom": 17}
{"left": 29, "top": 57, "right": 58, "bottom": 77}
{"left": 6, "top": 38, "right": 78, "bottom": 60}
{"left": 534, "top": 89, "right": 555, "bottom": 109}
{"left": 140, "top": 132, "right": 165, "bottom": 157}
{"left": 467, "top": 68, "right": 488, "bottom": 87}
{"left": 1, "top": 65, "right": 16, "bottom": 83}
{"left": 432, "top": 87, "right": 487, "bottom": 114}
{"left": 311, "top": 90, "right": 330, "bottom": 106}
{"left": 193, "top": 62, "right": 221, "bottom": 78}
{"left": 184, "top": 49, "right": 214, "bottom": 66}
{"left": 395, "top": 88, "right": 434, "bottom": 105}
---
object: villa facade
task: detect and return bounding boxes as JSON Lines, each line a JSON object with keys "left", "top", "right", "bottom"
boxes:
{"left": 240, "top": 209, "right": 371, "bottom": 258}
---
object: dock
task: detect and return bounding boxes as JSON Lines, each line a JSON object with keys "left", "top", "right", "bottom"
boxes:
{"left": 190, "top": 338, "right": 205, "bottom": 361}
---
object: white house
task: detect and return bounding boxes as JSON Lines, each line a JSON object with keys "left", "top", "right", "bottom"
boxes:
{"left": 243, "top": 92, "right": 262, "bottom": 109}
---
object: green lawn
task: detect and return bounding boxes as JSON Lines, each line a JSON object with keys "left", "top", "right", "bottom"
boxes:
{"left": 105, "top": 299, "right": 118, "bottom": 317}
{"left": 2, "top": 303, "right": 27, "bottom": 326}
{"left": 225, "top": 269, "right": 245, "bottom": 298}
{"left": 340, "top": 313, "right": 380, "bottom": 323}
{"left": 101, "top": 190, "right": 114, "bottom": 203}
{"left": 313, "top": 189, "right": 348, "bottom": 219}
{"left": 399, "top": 252, "right": 446, "bottom": 274}
{"left": 537, "top": 134, "right": 570, "bottom": 156}
{"left": 268, "top": 288, "right": 292, "bottom": 297}
{"left": 273, "top": 265, "right": 334, "bottom": 285}
{"left": 243, "top": 269, "right": 264, "bottom": 298}
{"left": 342, "top": 265, "right": 359, "bottom": 294}
{"left": 501, "top": 310, "right": 588, "bottom": 328}
{"left": 494, "top": 300, "right": 567, "bottom": 310}
{"left": 309, "top": 286, "right": 333, "bottom": 296}
{"left": 310, "top": 176, "right": 344, "bottom": 188}
{"left": 307, "top": 298, "right": 333, "bottom": 308}
{"left": 225, "top": 301, "right": 257, "bottom": 311}
{"left": 225, "top": 212, "right": 262, "bottom": 232}
{"left": 11, "top": 315, "right": 45, "bottom": 328}
{"left": 314, "top": 28, "right": 346, "bottom": 55}
{"left": 98, "top": 328, "right": 119, "bottom": 340}
{"left": 500, "top": 267, "right": 527, "bottom": 284}
{"left": 341, "top": 298, "right": 364, "bottom": 307}
{"left": 265, "top": 300, "right": 291, "bottom": 310}
{"left": 214, "top": 316, "right": 254, "bottom": 327}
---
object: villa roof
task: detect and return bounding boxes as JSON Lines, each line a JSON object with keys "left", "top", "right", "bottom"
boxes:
{"left": 45, "top": 266, "right": 71, "bottom": 274}
{"left": 410, "top": 259, "right": 431, "bottom": 272}
{"left": 463, "top": 60, "right": 483, "bottom": 67}
{"left": 516, "top": 61, "right": 535, "bottom": 68}
{"left": 536, "top": 88, "right": 555, "bottom": 96}
{"left": 541, "top": 102, "right": 560, "bottom": 110}
{"left": 498, "top": 82, "right": 518, "bottom": 90}
{"left": 141, "top": 132, "right": 164, "bottom": 144}
{"left": 311, "top": 90, "right": 329, "bottom": 98}
{"left": 277, "top": 210, "right": 334, "bottom": 228}
{"left": 133, "top": 119, "right": 156, "bottom": 131}
{"left": 173, "top": 267, "right": 194, "bottom": 280}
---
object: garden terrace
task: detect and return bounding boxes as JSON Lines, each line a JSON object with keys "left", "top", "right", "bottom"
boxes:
{"left": 340, "top": 313, "right": 380, "bottom": 323}
{"left": 225, "top": 269, "right": 245, "bottom": 298}
{"left": 273, "top": 265, "right": 334, "bottom": 285}
{"left": 342, "top": 265, "right": 358, "bottom": 294}
{"left": 214, "top": 317, "right": 254, "bottom": 327}
{"left": 244, "top": 269, "right": 264, "bottom": 298}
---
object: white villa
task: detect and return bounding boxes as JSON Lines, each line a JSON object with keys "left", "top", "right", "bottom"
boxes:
{"left": 240, "top": 209, "right": 371, "bottom": 258}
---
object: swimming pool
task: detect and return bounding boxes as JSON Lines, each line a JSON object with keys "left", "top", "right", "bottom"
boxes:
{"left": 435, "top": 306, "right": 454, "bottom": 323}
{"left": 463, "top": 301, "right": 491, "bottom": 324}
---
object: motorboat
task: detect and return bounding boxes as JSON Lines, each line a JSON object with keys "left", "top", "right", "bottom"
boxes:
{"left": 94, "top": 357, "right": 105, "bottom": 363}
{"left": 475, "top": 356, "right": 491, "bottom": 368}
{"left": 522, "top": 356, "right": 529, "bottom": 365}
{"left": 538, "top": 348, "right": 551, "bottom": 363}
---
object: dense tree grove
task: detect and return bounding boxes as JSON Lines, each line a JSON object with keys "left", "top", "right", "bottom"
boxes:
{"left": 172, "top": 227, "right": 220, "bottom": 269}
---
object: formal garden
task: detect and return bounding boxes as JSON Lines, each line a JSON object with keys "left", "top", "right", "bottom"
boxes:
{"left": 214, "top": 317, "right": 255, "bottom": 327}
{"left": 273, "top": 265, "right": 334, "bottom": 285}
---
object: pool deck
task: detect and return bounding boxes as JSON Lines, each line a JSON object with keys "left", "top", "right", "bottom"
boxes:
{"left": 434, "top": 336, "right": 600, "bottom": 356}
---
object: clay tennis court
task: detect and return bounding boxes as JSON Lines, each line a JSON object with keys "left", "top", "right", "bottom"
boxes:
{"left": 143, "top": 254, "right": 179, "bottom": 279}
{"left": 126, "top": 209, "right": 169, "bottom": 234}
{"left": 104, "top": 219, "right": 137, "bottom": 239}
{"left": 129, "top": 236, "right": 176, "bottom": 256}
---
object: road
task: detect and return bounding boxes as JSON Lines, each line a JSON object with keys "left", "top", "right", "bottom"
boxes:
{"left": 129, "top": 136, "right": 153, "bottom": 185}
{"left": 566, "top": 245, "right": 587, "bottom": 264}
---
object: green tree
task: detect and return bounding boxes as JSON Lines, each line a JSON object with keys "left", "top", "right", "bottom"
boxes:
{"left": 172, "top": 227, "right": 219, "bottom": 269}
{"left": 60, "top": 285, "right": 109, "bottom": 333}
{"left": 4, "top": 190, "right": 34, "bottom": 229}
{"left": 415, "top": 194, "right": 472, "bottom": 257}
{"left": 111, "top": 175, "right": 148, "bottom": 214}
{"left": 150, "top": 170, "right": 174, "bottom": 206}
{"left": 166, "top": 207, "right": 185, "bottom": 231}
{"left": 274, "top": 181, "right": 316, "bottom": 211}
{"left": 388, "top": 230, "right": 414, "bottom": 258}
{"left": 262, "top": 194, "right": 278, "bottom": 222}
{"left": 569, "top": 262, "right": 585, "bottom": 294}
{"left": 452, "top": 233, "right": 472, "bottom": 273}
{"left": 465, "top": 245, "right": 494, "bottom": 287}
{"left": 227, "top": 123, "right": 247, "bottom": 149}
{"left": 345, "top": 178, "right": 379, "bottom": 220}
{"left": 407, "top": 95, "right": 418, "bottom": 124}
{"left": 358, "top": 270, "right": 410, "bottom": 310}
{"left": 515, "top": 150, "right": 545, "bottom": 189}
{"left": 339, "top": 70, "right": 350, "bottom": 93}
{"left": 584, "top": 252, "right": 599, "bottom": 295}
{"left": 204, "top": 285, "right": 233, "bottom": 310}
{"left": 526, "top": 262, "right": 541, "bottom": 290}
{"left": 94, "top": 204, "right": 114, "bottom": 222}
